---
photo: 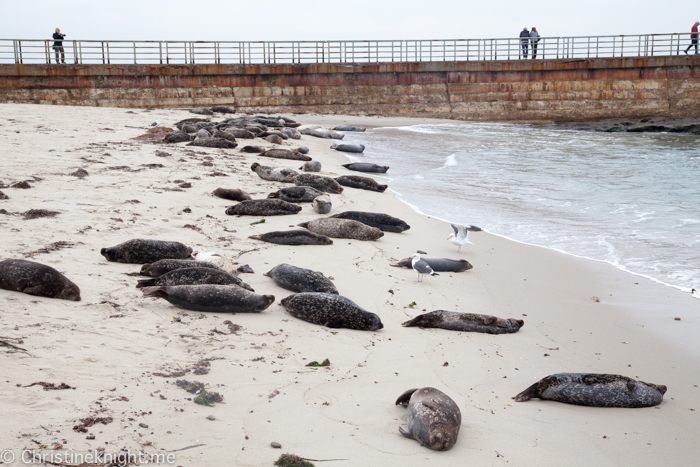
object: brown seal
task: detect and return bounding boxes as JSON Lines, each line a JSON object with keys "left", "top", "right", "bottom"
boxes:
{"left": 213, "top": 187, "right": 253, "bottom": 201}
{"left": 294, "top": 174, "right": 343, "bottom": 194}
{"left": 298, "top": 218, "right": 383, "bottom": 241}
{"left": 335, "top": 175, "right": 387, "bottom": 193}
{"left": 396, "top": 387, "right": 461, "bottom": 451}
{"left": 0, "top": 258, "right": 81, "bottom": 301}
{"left": 260, "top": 149, "right": 311, "bottom": 161}
{"left": 251, "top": 163, "right": 298, "bottom": 183}
{"left": 402, "top": 311, "right": 523, "bottom": 334}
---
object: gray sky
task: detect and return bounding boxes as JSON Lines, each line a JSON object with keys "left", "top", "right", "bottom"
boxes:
{"left": 4, "top": 1, "right": 696, "bottom": 41}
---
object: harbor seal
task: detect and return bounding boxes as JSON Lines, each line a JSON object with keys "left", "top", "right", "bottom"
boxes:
{"left": 332, "top": 126, "right": 366, "bottom": 132}
{"left": 298, "top": 218, "right": 383, "bottom": 241}
{"left": 251, "top": 162, "right": 298, "bottom": 183}
{"left": 299, "top": 161, "right": 321, "bottom": 172}
{"left": 264, "top": 135, "right": 284, "bottom": 144}
{"left": 0, "top": 258, "right": 81, "bottom": 301}
{"left": 294, "top": 174, "right": 343, "bottom": 194}
{"left": 213, "top": 187, "right": 253, "bottom": 201}
{"left": 513, "top": 373, "right": 667, "bottom": 408}
{"left": 212, "top": 129, "right": 238, "bottom": 143}
{"left": 391, "top": 257, "right": 472, "bottom": 272}
{"left": 142, "top": 284, "right": 274, "bottom": 313}
{"left": 261, "top": 149, "right": 311, "bottom": 162}
{"left": 140, "top": 259, "right": 221, "bottom": 277}
{"left": 210, "top": 106, "right": 236, "bottom": 114}
{"left": 395, "top": 387, "right": 461, "bottom": 451}
{"left": 402, "top": 311, "right": 523, "bottom": 334}
{"left": 187, "top": 138, "right": 237, "bottom": 149}
{"left": 225, "top": 199, "right": 301, "bottom": 216}
{"left": 240, "top": 145, "right": 265, "bottom": 153}
{"left": 222, "top": 128, "right": 255, "bottom": 139}
{"left": 280, "top": 292, "right": 382, "bottom": 330}
{"left": 190, "top": 108, "right": 214, "bottom": 116}
{"left": 342, "top": 163, "right": 389, "bottom": 173}
{"left": 267, "top": 186, "right": 323, "bottom": 203}
{"left": 136, "top": 267, "right": 254, "bottom": 292}
{"left": 335, "top": 175, "right": 387, "bottom": 193}
{"left": 264, "top": 263, "right": 338, "bottom": 294}
{"left": 283, "top": 128, "right": 301, "bottom": 139}
{"left": 299, "top": 128, "right": 344, "bottom": 140}
{"left": 330, "top": 211, "right": 409, "bottom": 232}
{"left": 249, "top": 230, "right": 333, "bottom": 245}
{"left": 331, "top": 143, "right": 365, "bottom": 153}
{"left": 312, "top": 195, "right": 332, "bottom": 214}
{"left": 163, "top": 131, "right": 194, "bottom": 144}
{"left": 101, "top": 239, "right": 192, "bottom": 264}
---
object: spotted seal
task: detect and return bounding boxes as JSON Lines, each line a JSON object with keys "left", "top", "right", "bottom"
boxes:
{"left": 342, "top": 163, "right": 389, "bottom": 173}
{"left": 163, "top": 132, "right": 194, "bottom": 144}
{"left": 225, "top": 199, "right": 301, "bottom": 216}
{"left": 391, "top": 257, "right": 472, "bottom": 272}
{"left": 293, "top": 174, "right": 343, "bottom": 194}
{"left": 280, "top": 292, "right": 382, "bottom": 330}
{"left": 513, "top": 373, "right": 667, "bottom": 408}
{"left": 331, "top": 143, "right": 365, "bottom": 153}
{"left": 136, "top": 267, "right": 254, "bottom": 291}
{"left": 330, "top": 211, "right": 409, "bottom": 232}
{"left": 0, "top": 258, "right": 81, "bottom": 301}
{"left": 335, "top": 175, "right": 387, "bottom": 193}
{"left": 332, "top": 126, "right": 366, "bottom": 132}
{"left": 264, "top": 263, "right": 338, "bottom": 294}
{"left": 212, "top": 129, "right": 238, "bottom": 143}
{"left": 140, "top": 259, "right": 221, "bottom": 277}
{"left": 395, "top": 387, "right": 461, "bottom": 451}
{"left": 101, "top": 239, "right": 192, "bottom": 264}
{"left": 267, "top": 186, "right": 323, "bottom": 203}
{"left": 187, "top": 138, "right": 237, "bottom": 149}
{"left": 402, "top": 311, "right": 523, "bottom": 334}
{"left": 298, "top": 218, "right": 383, "bottom": 241}
{"left": 240, "top": 145, "right": 265, "bottom": 153}
{"left": 249, "top": 230, "right": 333, "bottom": 245}
{"left": 299, "top": 128, "right": 344, "bottom": 140}
{"left": 261, "top": 149, "right": 311, "bottom": 161}
{"left": 312, "top": 195, "right": 332, "bottom": 214}
{"left": 142, "top": 284, "right": 274, "bottom": 313}
{"left": 251, "top": 162, "right": 298, "bottom": 183}
{"left": 299, "top": 161, "right": 321, "bottom": 172}
{"left": 213, "top": 187, "right": 253, "bottom": 201}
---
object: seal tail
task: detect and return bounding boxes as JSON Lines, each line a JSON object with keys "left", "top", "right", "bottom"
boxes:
{"left": 513, "top": 382, "right": 541, "bottom": 402}
{"left": 141, "top": 286, "right": 169, "bottom": 300}
{"left": 248, "top": 235, "right": 262, "bottom": 241}
{"left": 401, "top": 316, "right": 423, "bottom": 327}
{"left": 395, "top": 388, "right": 419, "bottom": 407}
{"left": 297, "top": 221, "right": 310, "bottom": 229}
{"left": 135, "top": 279, "right": 156, "bottom": 288}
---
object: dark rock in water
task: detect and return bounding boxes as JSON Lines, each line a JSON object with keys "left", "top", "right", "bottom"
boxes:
{"left": 402, "top": 310, "right": 523, "bottom": 334}
{"left": 163, "top": 131, "right": 194, "bottom": 144}
{"left": 213, "top": 188, "right": 252, "bottom": 201}
{"left": 332, "top": 126, "right": 366, "bottom": 132}
{"left": 187, "top": 138, "right": 237, "bottom": 149}
{"left": 101, "top": 239, "right": 192, "bottom": 264}
{"left": 294, "top": 174, "right": 343, "bottom": 194}
{"left": 335, "top": 175, "right": 387, "bottom": 193}
{"left": 0, "top": 258, "right": 81, "bottom": 301}
{"left": 0, "top": 191, "right": 8, "bottom": 200}
{"left": 11, "top": 181, "right": 32, "bottom": 189}
{"left": 226, "top": 199, "right": 302, "bottom": 216}
{"left": 70, "top": 168, "right": 89, "bottom": 178}
{"left": 136, "top": 267, "right": 254, "bottom": 291}
{"left": 249, "top": 230, "right": 333, "bottom": 245}
{"left": 140, "top": 259, "right": 221, "bottom": 277}
{"left": 240, "top": 145, "right": 265, "bottom": 153}
{"left": 268, "top": 186, "right": 323, "bottom": 203}
{"left": 265, "top": 263, "right": 338, "bottom": 294}
{"left": 331, "top": 211, "right": 409, "bottom": 232}
{"left": 210, "top": 106, "right": 236, "bottom": 114}
{"left": 23, "top": 209, "right": 60, "bottom": 219}
{"left": 391, "top": 257, "right": 472, "bottom": 272}
{"left": 190, "top": 108, "right": 214, "bottom": 116}
{"left": 342, "top": 163, "right": 389, "bottom": 173}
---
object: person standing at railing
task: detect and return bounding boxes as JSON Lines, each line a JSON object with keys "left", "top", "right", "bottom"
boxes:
{"left": 52, "top": 28, "right": 66, "bottom": 64}
{"left": 530, "top": 27, "right": 540, "bottom": 59}
{"left": 520, "top": 28, "right": 530, "bottom": 58}
{"left": 685, "top": 22, "right": 699, "bottom": 55}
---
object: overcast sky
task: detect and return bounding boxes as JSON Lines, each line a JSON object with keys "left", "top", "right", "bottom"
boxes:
{"left": 4, "top": 1, "right": 696, "bottom": 41}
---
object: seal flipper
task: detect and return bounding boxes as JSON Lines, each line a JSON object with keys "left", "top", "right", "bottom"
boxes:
{"left": 324, "top": 319, "right": 344, "bottom": 328}
{"left": 401, "top": 316, "right": 423, "bottom": 327}
{"left": 512, "top": 382, "right": 541, "bottom": 402}
{"left": 399, "top": 426, "right": 413, "bottom": 439}
{"left": 395, "top": 388, "right": 419, "bottom": 407}
{"left": 136, "top": 278, "right": 156, "bottom": 288}
{"left": 141, "top": 286, "right": 169, "bottom": 300}
{"left": 297, "top": 221, "right": 310, "bottom": 229}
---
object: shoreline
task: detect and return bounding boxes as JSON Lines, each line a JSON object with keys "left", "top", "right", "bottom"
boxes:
{"left": 1, "top": 104, "right": 699, "bottom": 465}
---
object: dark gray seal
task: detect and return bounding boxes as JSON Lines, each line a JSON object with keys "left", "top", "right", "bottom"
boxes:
{"left": 395, "top": 387, "right": 461, "bottom": 451}
{"left": 0, "top": 259, "right": 81, "bottom": 301}
{"left": 225, "top": 199, "right": 301, "bottom": 216}
{"left": 222, "top": 128, "right": 255, "bottom": 139}
{"left": 142, "top": 284, "right": 274, "bottom": 313}
{"left": 342, "top": 163, "right": 389, "bottom": 173}
{"left": 213, "top": 188, "right": 253, "bottom": 201}
{"left": 251, "top": 163, "right": 298, "bottom": 183}
{"left": 391, "top": 257, "right": 472, "bottom": 272}
{"left": 294, "top": 174, "right": 343, "bottom": 194}
{"left": 190, "top": 108, "right": 214, "bottom": 116}
{"left": 402, "top": 311, "right": 524, "bottom": 334}
{"left": 264, "top": 264, "right": 338, "bottom": 294}
{"left": 331, "top": 143, "right": 365, "bottom": 153}
{"left": 513, "top": 373, "right": 667, "bottom": 408}
{"left": 281, "top": 292, "right": 382, "bottom": 330}
{"left": 212, "top": 129, "right": 238, "bottom": 143}
{"left": 299, "top": 161, "right": 321, "bottom": 172}
{"left": 332, "top": 126, "right": 366, "bottom": 132}
{"left": 240, "top": 145, "right": 265, "bottom": 153}
{"left": 210, "top": 106, "right": 236, "bottom": 114}
{"left": 330, "top": 211, "right": 409, "bottom": 232}
{"left": 267, "top": 186, "right": 323, "bottom": 203}
{"left": 101, "top": 239, "right": 192, "bottom": 264}
{"left": 187, "top": 138, "right": 237, "bottom": 149}
{"left": 335, "top": 175, "right": 387, "bottom": 193}
{"left": 136, "top": 267, "right": 254, "bottom": 292}
{"left": 163, "top": 131, "right": 194, "bottom": 144}
{"left": 140, "top": 259, "right": 221, "bottom": 277}
{"left": 249, "top": 230, "right": 333, "bottom": 245}
{"left": 298, "top": 218, "right": 383, "bottom": 241}
{"left": 261, "top": 149, "right": 311, "bottom": 161}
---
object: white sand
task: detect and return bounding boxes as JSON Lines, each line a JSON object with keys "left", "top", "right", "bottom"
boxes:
{"left": 0, "top": 104, "right": 699, "bottom": 466}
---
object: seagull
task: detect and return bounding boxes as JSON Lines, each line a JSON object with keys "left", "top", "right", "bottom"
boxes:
{"left": 448, "top": 224, "right": 482, "bottom": 252}
{"left": 149, "top": 121, "right": 160, "bottom": 127}
{"left": 412, "top": 254, "right": 439, "bottom": 282}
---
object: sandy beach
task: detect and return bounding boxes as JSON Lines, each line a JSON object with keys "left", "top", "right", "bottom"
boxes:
{"left": 0, "top": 103, "right": 699, "bottom": 466}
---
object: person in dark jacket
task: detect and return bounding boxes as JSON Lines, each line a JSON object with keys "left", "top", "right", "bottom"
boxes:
{"left": 52, "top": 28, "right": 66, "bottom": 64}
{"left": 685, "top": 22, "right": 699, "bottom": 55}
{"left": 520, "top": 28, "right": 530, "bottom": 58}
{"left": 530, "top": 27, "right": 540, "bottom": 59}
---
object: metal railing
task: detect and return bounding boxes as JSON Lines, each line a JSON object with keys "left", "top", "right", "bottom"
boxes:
{"left": 0, "top": 33, "right": 696, "bottom": 65}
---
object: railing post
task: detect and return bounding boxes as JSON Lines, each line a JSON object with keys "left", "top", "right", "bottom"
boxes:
{"left": 651, "top": 35, "right": 655, "bottom": 56}
{"left": 159, "top": 42, "right": 163, "bottom": 64}
{"left": 17, "top": 40, "right": 22, "bottom": 64}
{"left": 133, "top": 41, "right": 137, "bottom": 64}
{"left": 45, "top": 40, "right": 50, "bottom": 64}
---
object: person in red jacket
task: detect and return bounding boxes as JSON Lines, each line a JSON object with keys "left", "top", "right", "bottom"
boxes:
{"left": 685, "top": 22, "right": 699, "bottom": 55}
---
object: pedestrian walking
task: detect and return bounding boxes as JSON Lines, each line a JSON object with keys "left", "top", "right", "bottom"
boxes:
{"left": 52, "top": 28, "right": 66, "bottom": 64}
{"left": 520, "top": 27, "right": 530, "bottom": 58}
{"left": 685, "top": 22, "right": 699, "bottom": 55}
{"left": 530, "top": 27, "right": 540, "bottom": 59}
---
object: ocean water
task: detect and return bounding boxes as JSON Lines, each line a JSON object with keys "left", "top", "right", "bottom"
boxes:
{"left": 341, "top": 123, "right": 700, "bottom": 295}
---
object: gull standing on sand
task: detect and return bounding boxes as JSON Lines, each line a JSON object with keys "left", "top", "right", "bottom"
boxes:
{"left": 448, "top": 224, "right": 482, "bottom": 252}
{"left": 412, "top": 254, "right": 439, "bottom": 282}
{"left": 149, "top": 121, "right": 160, "bottom": 127}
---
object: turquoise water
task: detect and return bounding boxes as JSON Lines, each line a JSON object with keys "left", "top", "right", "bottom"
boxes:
{"left": 342, "top": 123, "right": 700, "bottom": 294}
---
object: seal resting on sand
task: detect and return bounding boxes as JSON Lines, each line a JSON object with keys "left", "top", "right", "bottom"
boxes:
{"left": 330, "top": 211, "right": 409, "bottom": 232}
{"left": 402, "top": 311, "right": 523, "bottom": 334}
{"left": 294, "top": 174, "right": 343, "bottom": 194}
{"left": 391, "top": 257, "right": 472, "bottom": 272}
{"left": 225, "top": 199, "right": 301, "bottom": 216}
{"left": 251, "top": 162, "right": 298, "bottom": 183}
{"left": 335, "top": 175, "right": 387, "bottom": 193}
{"left": 312, "top": 195, "right": 332, "bottom": 214}
{"left": 395, "top": 387, "right": 461, "bottom": 451}
{"left": 142, "top": 285, "right": 274, "bottom": 313}
{"left": 249, "top": 230, "right": 333, "bottom": 245}
{"left": 136, "top": 267, "right": 254, "bottom": 292}
{"left": 187, "top": 138, "right": 237, "bottom": 149}
{"left": 240, "top": 145, "right": 265, "bottom": 153}
{"left": 299, "top": 161, "right": 321, "bottom": 172}
{"left": 213, "top": 187, "right": 252, "bottom": 201}
{"left": 281, "top": 292, "right": 382, "bottom": 330}
{"left": 342, "top": 163, "right": 388, "bottom": 173}
{"left": 0, "top": 259, "right": 81, "bottom": 301}
{"left": 298, "top": 218, "right": 383, "bottom": 241}
{"left": 267, "top": 186, "right": 323, "bottom": 203}
{"left": 140, "top": 259, "right": 221, "bottom": 277}
{"left": 261, "top": 149, "right": 311, "bottom": 161}
{"left": 332, "top": 126, "right": 366, "bottom": 132}
{"left": 513, "top": 373, "right": 667, "bottom": 408}
{"left": 331, "top": 143, "right": 365, "bottom": 153}
{"left": 101, "top": 239, "right": 192, "bottom": 264}
{"left": 264, "top": 263, "right": 338, "bottom": 294}
{"left": 163, "top": 132, "right": 194, "bottom": 144}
